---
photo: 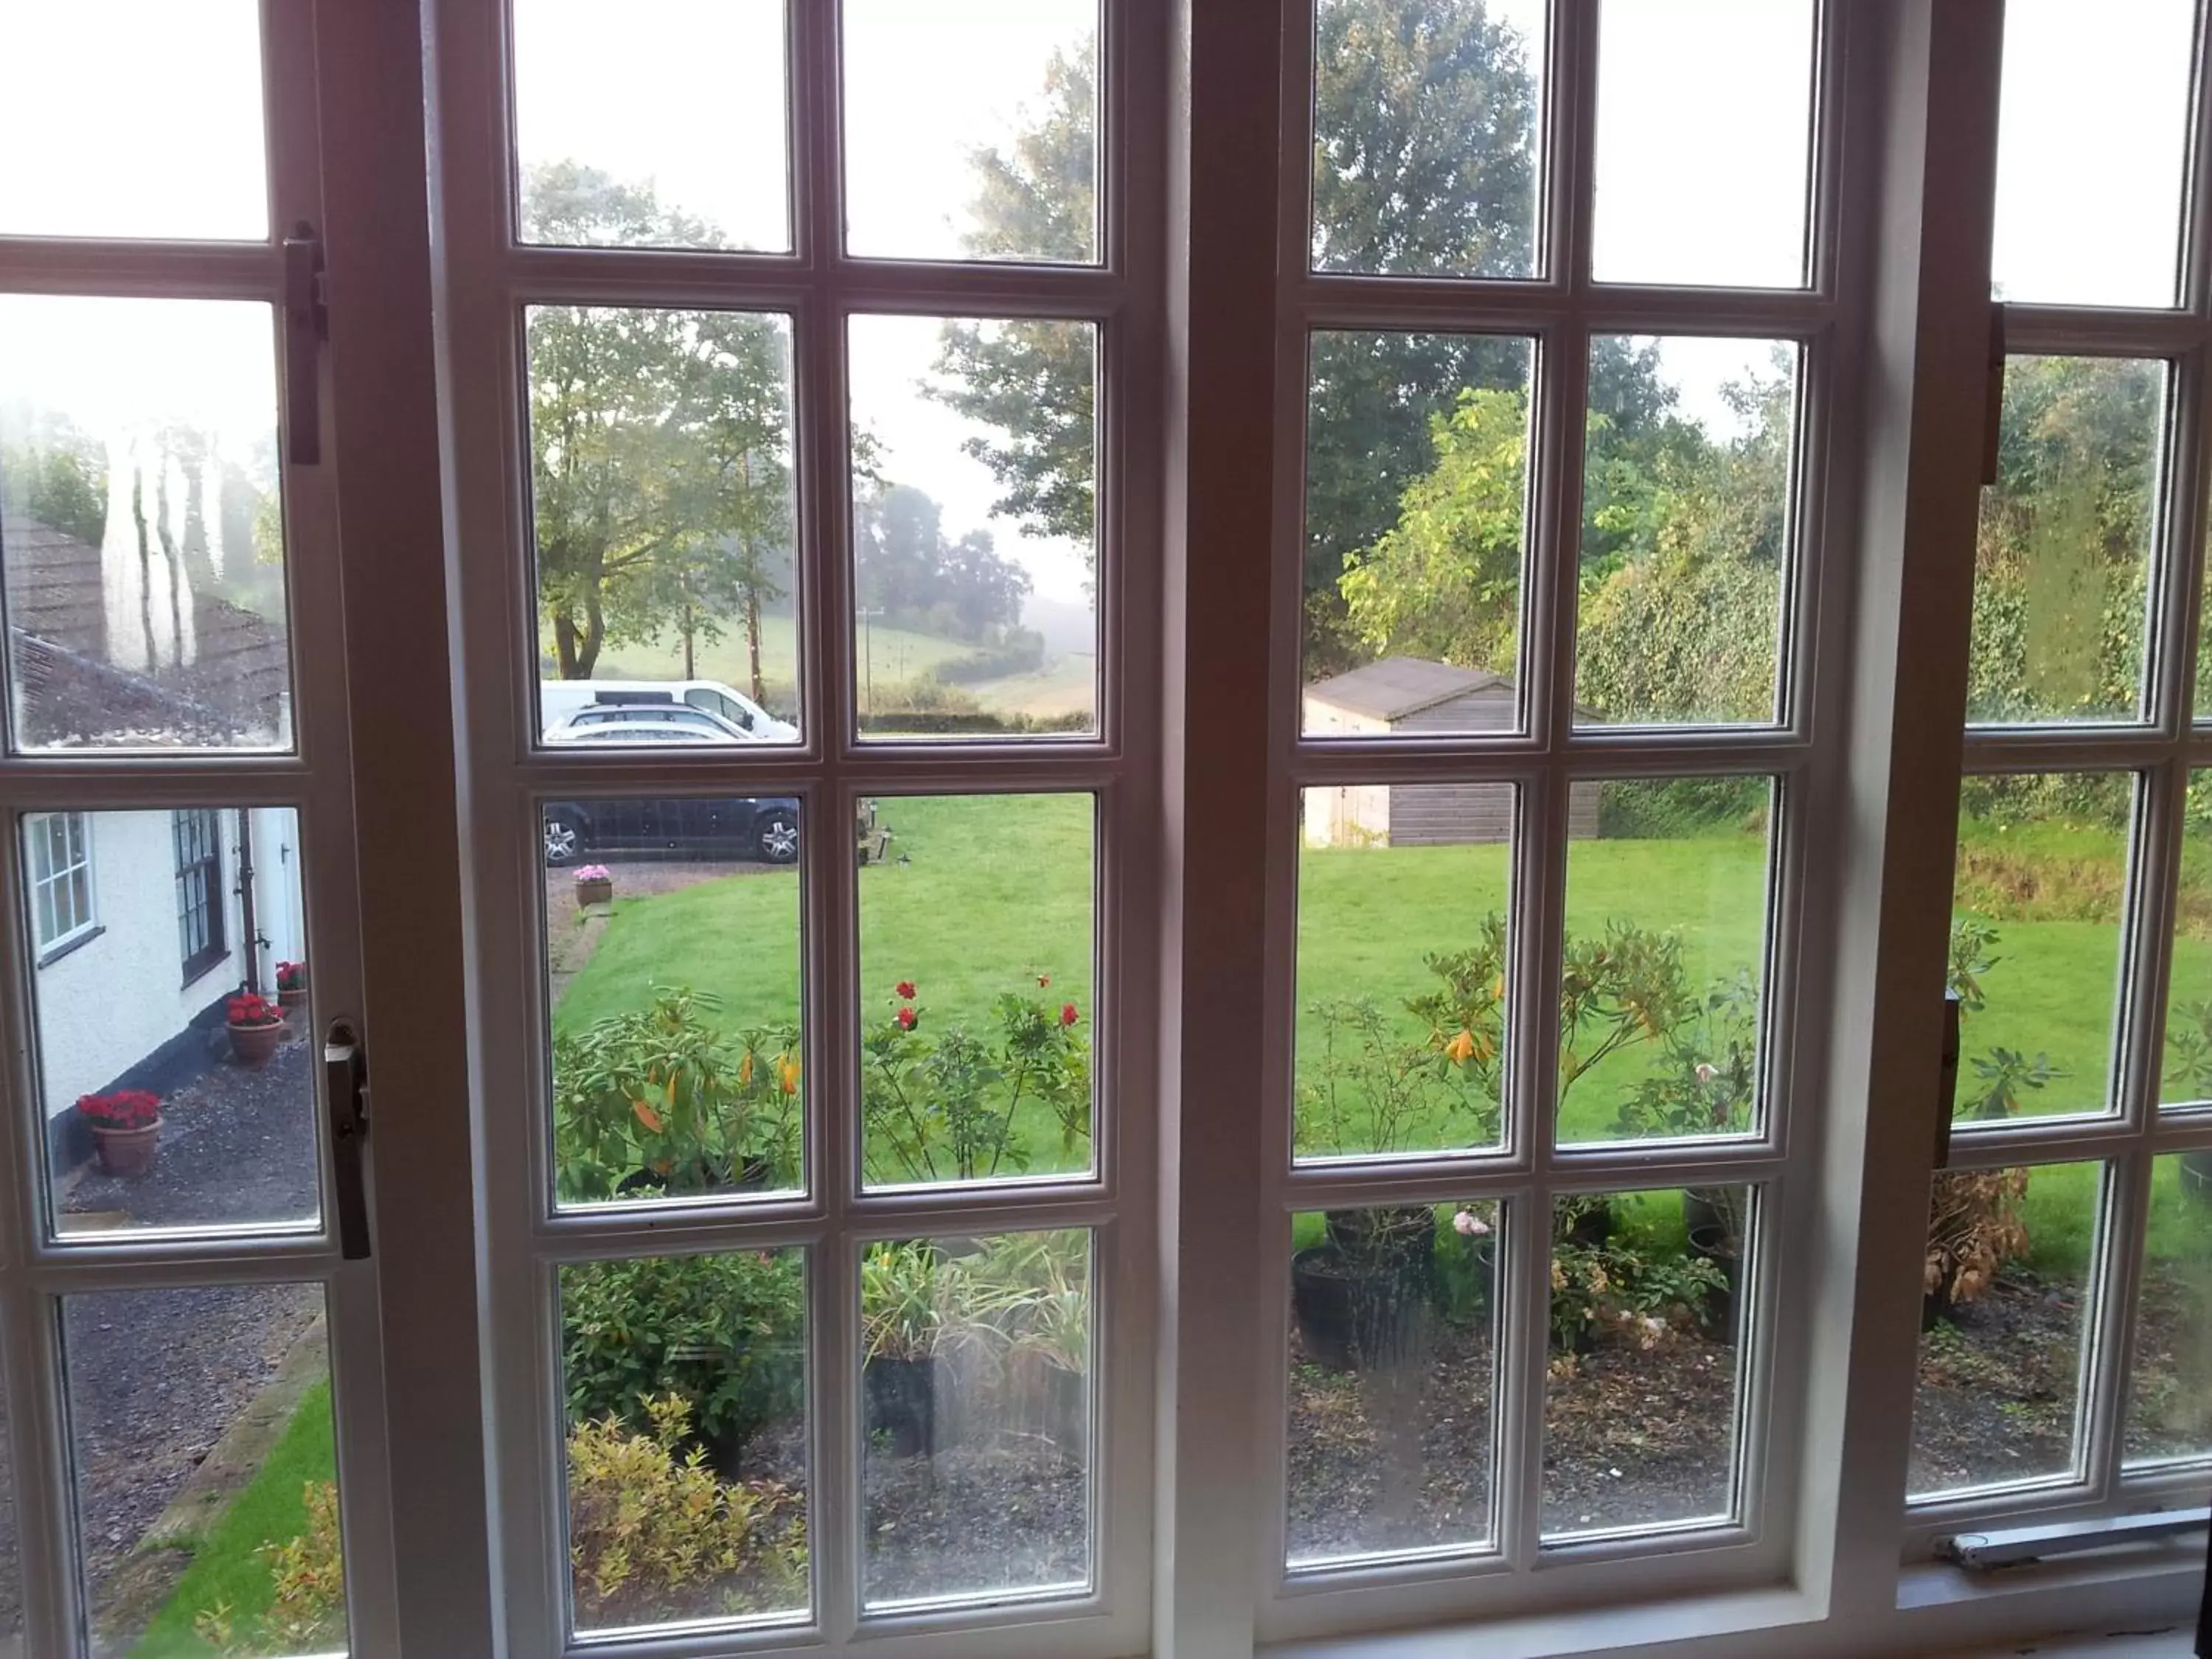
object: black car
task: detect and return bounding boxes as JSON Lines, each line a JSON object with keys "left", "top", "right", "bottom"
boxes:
{"left": 542, "top": 796, "right": 801, "bottom": 866}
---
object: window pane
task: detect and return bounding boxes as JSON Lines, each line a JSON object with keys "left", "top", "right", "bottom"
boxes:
{"left": 0, "top": 3, "right": 268, "bottom": 240}
{"left": 559, "top": 1251, "right": 810, "bottom": 1633}
{"left": 1295, "top": 785, "right": 1512, "bottom": 1161}
{"left": 63, "top": 1284, "right": 343, "bottom": 1658}
{"left": 1969, "top": 356, "right": 2163, "bottom": 727}
{"left": 1576, "top": 337, "right": 1796, "bottom": 727}
{"left": 513, "top": 0, "right": 791, "bottom": 252}
{"left": 2165, "top": 774, "right": 2212, "bottom": 1107}
{"left": 848, "top": 316, "right": 1097, "bottom": 740}
{"left": 1543, "top": 1186, "right": 1752, "bottom": 1536}
{"left": 1952, "top": 774, "right": 2132, "bottom": 1122}
{"left": 861, "top": 1230, "right": 1092, "bottom": 1607}
{"left": 1287, "top": 1200, "right": 1498, "bottom": 1566}
{"left": 858, "top": 795, "right": 1094, "bottom": 1189}
{"left": 2128, "top": 1153, "right": 2212, "bottom": 1465}
{"left": 542, "top": 799, "right": 804, "bottom": 1208}
{"left": 523, "top": 306, "right": 801, "bottom": 745}
{"left": 1912, "top": 1162, "right": 2102, "bottom": 1498}
{"left": 842, "top": 0, "right": 1098, "bottom": 263}
{"left": 1310, "top": 0, "right": 1545, "bottom": 279}
{"left": 1992, "top": 0, "right": 2194, "bottom": 308}
{"left": 0, "top": 297, "right": 292, "bottom": 751}
{"left": 1590, "top": 0, "right": 1815, "bottom": 288}
{"left": 1556, "top": 779, "right": 1774, "bottom": 1146}
{"left": 29, "top": 808, "right": 319, "bottom": 1239}
{"left": 1303, "top": 333, "right": 1536, "bottom": 734}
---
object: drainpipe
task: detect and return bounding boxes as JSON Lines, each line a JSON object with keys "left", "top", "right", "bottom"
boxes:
{"left": 235, "top": 806, "right": 262, "bottom": 994}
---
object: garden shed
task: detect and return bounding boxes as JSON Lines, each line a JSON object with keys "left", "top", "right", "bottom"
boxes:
{"left": 1301, "top": 657, "right": 1602, "bottom": 847}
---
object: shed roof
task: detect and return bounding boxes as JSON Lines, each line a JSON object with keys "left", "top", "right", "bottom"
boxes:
{"left": 1302, "top": 656, "right": 1509, "bottom": 722}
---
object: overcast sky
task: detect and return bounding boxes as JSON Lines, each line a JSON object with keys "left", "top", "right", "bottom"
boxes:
{"left": 0, "top": 0, "right": 2197, "bottom": 611}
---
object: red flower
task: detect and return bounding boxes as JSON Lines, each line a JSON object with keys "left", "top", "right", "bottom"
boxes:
{"left": 895, "top": 981, "right": 917, "bottom": 1000}
{"left": 77, "top": 1089, "right": 160, "bottom": 1130}
{"left": 1060, "top": 1004, "right": 1079, "bottom": 1027}
{"left": 226, "top": 992, "right": 282, "bottom": 1027}
{"left": 896, "top": 1006, "right": 919, "bottom": 1031}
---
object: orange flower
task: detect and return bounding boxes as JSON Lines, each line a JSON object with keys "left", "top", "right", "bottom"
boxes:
{"left": 739, "top": 1051, "right": 755, "bottom": 1087}
{"left": 778, "top": 1056, "right": 801, "bottom": 1096}
{"left": 631, "top": 1099, "right": 664, "bottom": 1133}
{"left": 1444, "top": 1029, "right": 1477, "bottom": 1065}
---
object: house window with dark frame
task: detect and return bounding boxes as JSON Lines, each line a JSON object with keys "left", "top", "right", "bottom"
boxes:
{"left": 173, "top": 810, "right": 226, "bottom": 983}
{"left": 27, "top": 813, "right": 94, "bottom": 958}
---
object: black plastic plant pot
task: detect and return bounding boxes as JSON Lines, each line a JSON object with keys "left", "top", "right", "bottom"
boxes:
{"left": 1290, "top": 1244, "right": 1433, "bottom": 1372}
{"left": 863, "top": 1354, "right": 937, "bottom": 1457}
{"left": 1686, "top": 1222, "right": 1743, "bottom": 1343}
{"left": 1559, "top": 1197, "right": 1615, "bottom": 1251}
{"left": 1680, "top": 1188, "right": 1738, "bottom": 1244}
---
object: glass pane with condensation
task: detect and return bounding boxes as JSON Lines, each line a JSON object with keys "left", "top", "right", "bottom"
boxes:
{"left": 27, "top": 807, "right": 321, "bottom": 1239}
{"left": 1952, "top": 773, "right": 2133, "bottom": 1122}
{"left": 861, "top": 1230, "right": 1092, "bottom": 1607}
{"left": 0, "top": 3, "right": 268, "bottom": 240}
{"left": 0, "top": 297, "right": 292, "bottom": 751}
{"left": 1555, "top": 779, "right": 1775, "bottom": 1146}
{"left": 541, "top": 797, "right": 804, "bottom": 1208}
{"left": 858, "top": 795, "right": 1095, "bottom": 1189}
{"left": 1310, "top": 0, "right": 1547, "bottom": 279}
{"left": 2163, "top": 773, "right": 2212, "bottom": 1107}
{"left": 1992, "top": 0, "right": 2195, "bottom": 308}
{"left": 843, "top": 0, "right": 1099, "bottom": 263}
{"left": 522, "top": 306, "right": 801, "bottom": 745}
{"left": 512, "top": 0, "right": 791, "bottom": 252}
{"left": 1912, "top": 1161, "right": 2102, "bottom": 1498}
{"left": 1969, "top": 357, "right": 2164, "bottom": 727}
{"left": 1575, "top": 337, "right": 1798, "bottom": 726}
{"left": 559, "top": 1250, "right": 810, "bottom": 1634}
{"left": 847, "top": 315, "right": 1098, "bottom": 740}
{"left": 1590, "top": 0, "right": 1815, "bottom": 288}
{"left": 2127, "top": 1154, "right": 2212, "bottom": 1465}
{"left": 1287, "top": 1200, "right": 1498, "bottom": 1567}
{"left": 1542, "top": 1186, "right": 1753, "bottom": 1537}
{"left": 1301, "top": 333, "right": 1537, "bottom": 737}
{"left": 63, "top": 1283, "right": 344, "bottom": 1658}
{"left": 1294, "top": 785, "right": 1512, "bottom": 1161}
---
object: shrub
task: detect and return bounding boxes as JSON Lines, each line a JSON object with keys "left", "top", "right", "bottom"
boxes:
{"left": 1549, "top": 1237, "right": 1725, "bottom": 1356}
{"left": 1610, "top": 972, "right": 1759, "bottom": 1140}
{"left": 193, "top": 1481, "right": 345, "bottom": 1656}
{"left": 1593, "top": 776, "right": 1768, "bottom": 840}
{"left": 553, "top": 987, "right": 799, "bottom": 1202}
{"left": 562, "top": 1251, "right": 805, "bottom": 1470}
{"left": 567, "top": 1396, "right": 804, "bottom": 1628}
{"left": 928, "top": 629, "right": 1048, "bottom": 685}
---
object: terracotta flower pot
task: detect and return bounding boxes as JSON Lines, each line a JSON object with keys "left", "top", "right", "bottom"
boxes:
{"left": 278, "top": 985, "right": 308, "bottom": 1011}
{"left": 91, "top": 1119, "right": 162, "bottom": 1179}
{"left": 229, "top": 1018, "right": 286, "bottom": 1068}
{"left": 575, "top": 877, "right": 613, "bottom": 909}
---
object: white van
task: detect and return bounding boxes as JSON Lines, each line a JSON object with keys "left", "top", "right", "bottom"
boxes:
{"left": 538, "top": 678, "right": 799, "bottom": 743}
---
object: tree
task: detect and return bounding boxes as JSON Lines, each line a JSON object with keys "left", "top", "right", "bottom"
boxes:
{"left": 0, "top": 407, "right": 105, "bottom": 547}
{"left": 854, "top": 483, "right": 1032, "bottom": 644}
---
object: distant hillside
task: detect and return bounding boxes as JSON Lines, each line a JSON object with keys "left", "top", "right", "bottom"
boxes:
{"left": 1023, "top": 593, "right": 1096, "bottom": 658}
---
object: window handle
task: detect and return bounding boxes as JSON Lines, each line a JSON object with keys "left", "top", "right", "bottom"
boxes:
{"left": 1934, "top": 990, "right": 1961, "bottom": 1170}
{"left": 283, "top": 222, "right": 329, "bottom": 467}
{"left": 1982, "top": 305, "right": 2006, "bottom": 487}
{"left": 324, "top": 1019, "right": 372, "bottom": 1260}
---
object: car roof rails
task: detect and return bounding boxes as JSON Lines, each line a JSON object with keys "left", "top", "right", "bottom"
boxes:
{"left": 594, "top": 689, "right": 678, "bottom": 705}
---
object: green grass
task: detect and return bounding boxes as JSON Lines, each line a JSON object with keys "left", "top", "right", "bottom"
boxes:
{"left": 134, "top": 1382, "right": 335, "bottom": 1658}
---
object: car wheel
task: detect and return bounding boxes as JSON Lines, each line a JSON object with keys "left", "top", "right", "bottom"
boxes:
{"left": 543, "top": 811, "right": 584, "bottom": 867}
{"left": 757, "top": 809, "right": 800, "bottom": 865}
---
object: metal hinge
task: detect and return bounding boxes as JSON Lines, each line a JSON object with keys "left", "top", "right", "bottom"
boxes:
{"left": 283, "top": 221, "right": 328, "bottom": 467}
{"left": 324, "top": 1019, "right": 372, "bottom": 1260}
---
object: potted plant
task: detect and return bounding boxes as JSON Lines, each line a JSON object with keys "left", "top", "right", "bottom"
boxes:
{"left": 77, "top": 1089, "right": 162, "bottom": 1178}
{"left": 574, "top": 864, "right": 613, "bottom": 909}
{"left": 226, "top": 992, "right": 288, "bottom": 1068}
{"left": 861, "top": 1240, "right": 944, "bottom": 1455}
{"left": 276, "top": 958, "right": 309, "bottom": 1012}
{"left": 959, "top": 1230, "right": 1091, "bottom": 1452}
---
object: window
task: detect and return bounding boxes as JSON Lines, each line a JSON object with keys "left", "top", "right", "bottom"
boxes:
{"left": 172, "top": 808, "right": 227, "bottom": 981}
{"left": 26, "top": 812, "right": 93, "bottom": 956}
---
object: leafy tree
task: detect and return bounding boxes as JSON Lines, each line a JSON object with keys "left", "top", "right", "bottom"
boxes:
{"left": 854, "top": 483, "right": 1032, "bottom": 642}
{"left": 0, "top": 407, "right": 106, "bottom": 547}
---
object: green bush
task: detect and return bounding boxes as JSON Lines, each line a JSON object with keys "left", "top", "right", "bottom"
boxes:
{"left": 562, "top": 1251, "right": 805, "bottom": 1470}
{"left": 1593, "top": 776, "right": 1768, "bottom": 840}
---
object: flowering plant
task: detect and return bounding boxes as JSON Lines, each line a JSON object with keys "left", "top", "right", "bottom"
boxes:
{"left": 77, "top": 1089, "right": 160, "bottom": 1130}
{"left": 574, "top": 865, "right": 612, "bottom": 883}
{"left": 227, "top": 992, "right": 283, "bottom": 1027}
{"left": 276, "top": 959, "right": 308, "bottom": 992}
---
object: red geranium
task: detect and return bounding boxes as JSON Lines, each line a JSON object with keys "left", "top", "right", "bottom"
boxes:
{"left": 1060, "top": 1004, "right": 1080, "bottom": 1027}
{"left": 275, "top": 959, "right": 307, "bottom": 991}
{"left": 77, "top": 1090, "right": 160, "bottom": 1130}
{"left": 896, "top": 1006, "right": 919, "bottom": 1032}
{"left": 895, "top": 980, "right": 917, "bottom": 1000}
{"left": 227, "top": 992, "right": 283, "bottom": 1027}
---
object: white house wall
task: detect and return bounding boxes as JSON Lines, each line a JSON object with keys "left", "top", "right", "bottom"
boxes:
{"left": 32, "top": 808, "right": 264, "bottom": 1118}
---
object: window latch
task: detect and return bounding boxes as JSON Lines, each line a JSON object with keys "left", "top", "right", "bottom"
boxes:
{"left": 324, "top": 1019, "right": 372, "bottom": 1260}
{"left": 1935, "top": 989, "right": 1961, "bottom": 1169}
{"left": 283, "top": 221, "right": 328, "bottom": 467}
{"left": 1981, "top": 304, "right": 2006, "bottom": 487}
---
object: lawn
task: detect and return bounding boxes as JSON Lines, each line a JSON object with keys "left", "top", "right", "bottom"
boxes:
{"left": 555, "top": 794, "right": 2186, "bottom": 1268}
{"left": 135, "top": 1382, "right": 336, "bottom": 1658}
